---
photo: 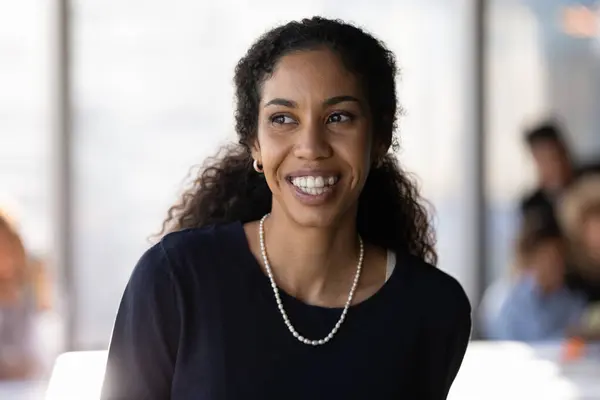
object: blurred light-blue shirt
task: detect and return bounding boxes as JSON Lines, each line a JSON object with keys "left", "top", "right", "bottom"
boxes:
{"left": 490, "top": 275, "right": 586, "bottom": 342}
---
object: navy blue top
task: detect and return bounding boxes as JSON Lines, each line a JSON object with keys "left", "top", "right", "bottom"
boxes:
{"left": 100, "top": 222, "right": 471, "bottom": 400}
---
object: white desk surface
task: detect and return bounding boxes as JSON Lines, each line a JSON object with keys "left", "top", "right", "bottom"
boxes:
{"left": 449, "top": 341, "right": 600, "bottom": 400}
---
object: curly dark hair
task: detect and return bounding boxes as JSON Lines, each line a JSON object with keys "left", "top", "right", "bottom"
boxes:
{"left": 160, "top": 17, "right": 437, "bottom": 265}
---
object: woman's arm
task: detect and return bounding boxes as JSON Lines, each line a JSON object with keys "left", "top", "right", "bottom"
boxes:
{"left": 100, "top": 243, "right": 182, "bottom": 400}
{"left": 419, "top": 280, "right": 472, "bottom": 399}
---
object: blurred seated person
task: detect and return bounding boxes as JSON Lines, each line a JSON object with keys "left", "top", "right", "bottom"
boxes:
{"left": 560, "top": 174, "right": 600, "bottom": 303}
{"left": 520, "top": 122, "right": 574, "bottom": 225}
{"left": 0, "top": 211, "right": 39, "bottom": 380}
{"left": 489, "top": 214, "right": 585, "bottom": 342}
{"left": 28, "top": 255, "right": 52, "bottom": 312}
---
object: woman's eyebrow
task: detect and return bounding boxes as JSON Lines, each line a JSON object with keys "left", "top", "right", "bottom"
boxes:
{"left": 264, "top": 98, "right": 297, "bottom": 108}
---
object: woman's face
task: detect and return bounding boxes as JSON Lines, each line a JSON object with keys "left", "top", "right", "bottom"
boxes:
{"left": 254, "top": 48, "right": 377, "bottom": 228}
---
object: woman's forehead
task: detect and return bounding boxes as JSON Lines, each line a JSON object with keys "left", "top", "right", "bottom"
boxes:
{"left": 261, "top": 49, "right": 363, "bottom": 103}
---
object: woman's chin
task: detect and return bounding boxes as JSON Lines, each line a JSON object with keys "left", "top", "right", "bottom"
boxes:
{"left": 283, "top": 199, "right": 354, "bottom": 230}
{"left": 291, "top": 212, "right": 338, "bottom": 229}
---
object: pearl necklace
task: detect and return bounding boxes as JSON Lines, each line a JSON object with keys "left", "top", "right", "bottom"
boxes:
{"left": 259, "top": 214, "right": 364, "bottom": 346}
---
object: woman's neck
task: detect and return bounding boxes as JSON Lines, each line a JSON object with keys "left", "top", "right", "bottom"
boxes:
{"left": 258, "top": 208, "right": 362, "bottom": 305}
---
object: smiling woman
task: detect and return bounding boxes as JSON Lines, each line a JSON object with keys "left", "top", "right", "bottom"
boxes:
{"left": 101, "top": 17, "right": 471, "bottom": 400}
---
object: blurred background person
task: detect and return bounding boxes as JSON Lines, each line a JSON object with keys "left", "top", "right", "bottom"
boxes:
{"left": 560, "top": 173, "right": 600, "bottom": 304}
{"left": 27, "top": 256, "right": 52, "bottom": 313}
{"left": 0, "top": 210, "right": 40, "bottom": 380}
{"left": 520, "top": 122, "right": 575, "bottom": 226}
{"left": 487, "top": 213, "right": 585, "bottom": 342}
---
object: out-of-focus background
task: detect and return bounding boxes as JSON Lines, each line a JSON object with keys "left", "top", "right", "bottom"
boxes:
{"left": 1, "top": 0, "right": 600, "bottom": 398}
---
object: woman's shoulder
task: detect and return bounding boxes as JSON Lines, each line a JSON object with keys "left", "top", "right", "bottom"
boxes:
{"left": 405, "top": 256, "right": 472, "bottom": 318}
{"left": 132, "top": 222, "right": 245, "bottom": 283}
{"left": 398, "top": 256, "right": 472, "bottom": 345}
{"left": 160, "top": 221, "right": 243, "bottom": 251}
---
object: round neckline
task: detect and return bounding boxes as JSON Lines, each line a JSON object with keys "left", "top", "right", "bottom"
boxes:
{"left": 232, "top": 220, "right": 405, "bottom": 314}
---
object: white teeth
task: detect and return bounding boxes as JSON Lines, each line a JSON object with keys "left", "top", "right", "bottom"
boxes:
{"left": 290, "top": 175, "right": 338, "bottom": 195}
{"left": 302, "top": 187, "right": 325, "bottom": 195}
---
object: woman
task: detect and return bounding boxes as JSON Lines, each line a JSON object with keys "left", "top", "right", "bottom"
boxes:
{"left": 101, "top": 17, "right": 471, "bottom": 400}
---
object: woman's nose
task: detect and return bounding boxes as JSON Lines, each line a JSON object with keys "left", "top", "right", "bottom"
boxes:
{"left": 293, "top": 121, "right": 333, "bottom": 161}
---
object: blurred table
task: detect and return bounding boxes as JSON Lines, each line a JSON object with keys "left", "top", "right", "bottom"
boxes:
{"left": 45, "top": 351, "right": 107, "bottom": 400}
{"left": 449, "top": 341, "right": 600, "bottom": 400}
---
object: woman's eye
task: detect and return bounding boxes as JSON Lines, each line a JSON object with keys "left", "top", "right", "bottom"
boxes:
{"left": 271, "top": 115, "right": 296, "bottom": 125}
{"left": 327, "top": 112, "right": 352, "bottom": 124}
